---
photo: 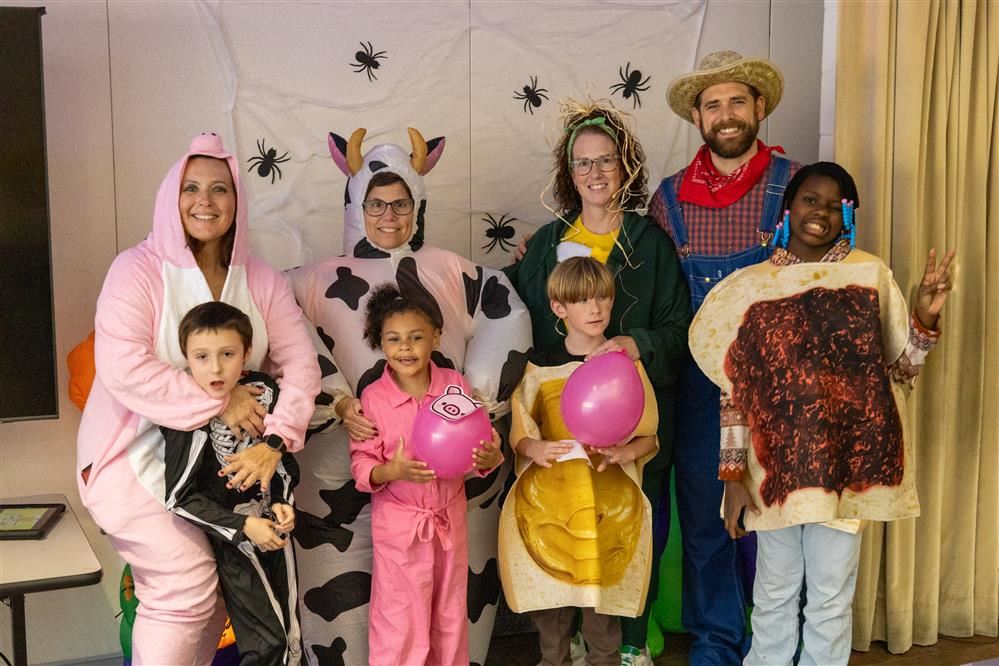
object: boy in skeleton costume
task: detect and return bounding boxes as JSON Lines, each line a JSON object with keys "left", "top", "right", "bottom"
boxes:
{"left": 287, "top": 128, "right": 532, "bottom": 665}
{"left": 160, "top": 301, "right": 300, "bottom": 665}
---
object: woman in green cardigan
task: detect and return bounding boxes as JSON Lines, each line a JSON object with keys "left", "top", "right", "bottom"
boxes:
{"left": 504, "top": 99, "right": 691, "bottom": 666}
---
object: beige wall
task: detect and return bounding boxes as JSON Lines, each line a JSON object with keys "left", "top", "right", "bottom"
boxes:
{"left": 0, "top": 2, "right": 121, "bottom": 662}
{"left": 0, "top": 1, "right": 822, "bottom": 662}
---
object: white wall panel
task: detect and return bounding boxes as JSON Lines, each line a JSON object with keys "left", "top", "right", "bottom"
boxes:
{"left": 0, "top": 1, "right": 121, "bottom": 662}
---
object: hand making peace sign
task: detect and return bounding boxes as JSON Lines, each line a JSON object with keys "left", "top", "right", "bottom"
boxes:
{"left": 914, "top": 248, "right": 956, "bottom": 330}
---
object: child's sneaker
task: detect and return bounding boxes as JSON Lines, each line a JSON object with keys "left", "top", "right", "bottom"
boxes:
{"left": 620, "top": 644, "right": 653, "bottom": 666}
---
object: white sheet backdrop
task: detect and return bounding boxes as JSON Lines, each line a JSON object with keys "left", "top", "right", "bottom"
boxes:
{"left": 187, "top": 0, "right": 706, "bottom": 271}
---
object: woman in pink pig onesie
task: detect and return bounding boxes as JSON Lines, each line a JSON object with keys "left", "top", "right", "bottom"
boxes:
{"left": 287, "top": 127, "right": 532, "bottom": 666}
{"left": 77, "top": 133, "right": 320, "bottom": 665}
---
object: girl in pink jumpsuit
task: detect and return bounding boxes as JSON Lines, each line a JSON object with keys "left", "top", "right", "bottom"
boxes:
{"left": 76, "top": 133, "right": 320, "bottom": 665}
{"left": 350, "top": 283, "right": 503, "bottom": 666}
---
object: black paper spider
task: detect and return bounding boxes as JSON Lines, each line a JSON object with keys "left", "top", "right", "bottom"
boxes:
{"left": 609, "top": 63, "right": 651, "bottom": 109}
{"left": 481, "top": 213, "right": 517, "bottom": 253}
{"left": 513, "top": 76, "right": 549, "bottom": 115}
{"left": 350, "top": 41, "right": 387, "bottom": 82}
{"left": 247, "top": 139, "right": 290, "bottom": 184}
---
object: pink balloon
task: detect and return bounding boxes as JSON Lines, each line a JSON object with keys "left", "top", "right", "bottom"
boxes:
{"left": 560, "top": 351, "right": 645, "bottom": 447}
{"left": 411, "top": 385, "right": 492, "bottom": 479}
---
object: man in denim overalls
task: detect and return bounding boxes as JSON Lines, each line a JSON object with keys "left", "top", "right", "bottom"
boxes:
{"left": 647, "top": 51, "right": 800, "bottom": 665}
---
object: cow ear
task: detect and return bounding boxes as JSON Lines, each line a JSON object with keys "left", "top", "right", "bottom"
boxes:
{"left": 328, "top": 132, "right": 351, "bottom": 176}
{"left": 422, "top": 137, "right": 446, "bottom": 174}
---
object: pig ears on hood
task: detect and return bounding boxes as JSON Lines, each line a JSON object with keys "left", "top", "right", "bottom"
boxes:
{"left": 328, "top": 128, "right": 446, "bottom": 176}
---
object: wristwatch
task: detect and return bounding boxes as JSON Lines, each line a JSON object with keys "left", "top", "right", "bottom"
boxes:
{"left": 264, "top": 434, "right": 287, "bottom": 454}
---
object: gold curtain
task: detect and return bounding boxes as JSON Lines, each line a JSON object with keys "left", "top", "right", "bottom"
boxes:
{"left": 835, "top": 0, "right": 998, "bottom": 653}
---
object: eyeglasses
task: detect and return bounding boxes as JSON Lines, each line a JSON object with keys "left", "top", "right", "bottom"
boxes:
{"left": 361, "top": 198, "right": 415, "bottom": 216}
{"left": 570, "top": 154, "right": 620, "bottom": 176}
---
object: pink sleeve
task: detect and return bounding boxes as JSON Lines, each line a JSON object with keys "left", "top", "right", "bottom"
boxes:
{"left": 249, "top": 260, "right": 322, "bottom": 453}
{"left": 94, "top": 252, "right": 226, "bottom": 431}
{"left": 350, "top": 389, "right": 388, "bottom": 493}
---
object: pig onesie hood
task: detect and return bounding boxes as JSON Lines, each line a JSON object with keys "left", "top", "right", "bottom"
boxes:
{"left": 286, "top": 128, "right": 532, "bottom": 666}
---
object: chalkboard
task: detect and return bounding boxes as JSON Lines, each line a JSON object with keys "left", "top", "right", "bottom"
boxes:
{"left": 0, "top": 6, "right": 58, "bottom": 422}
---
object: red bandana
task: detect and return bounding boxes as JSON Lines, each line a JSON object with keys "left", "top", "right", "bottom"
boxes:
{"left": 679, "top": 141, "right": 784, "bottom": 208}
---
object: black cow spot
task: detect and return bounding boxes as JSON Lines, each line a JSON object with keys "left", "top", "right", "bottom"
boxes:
{"left": 467, "top": 558, "right": 501, "bottom": 623}
{"left": 318, "top": 355, "right": 338, "bottom": 377}
{"left": 430, "top": 351, "right": 456, "bottom": 371}
{"left": 311, "top": 637, "right": 347, "bottom": 666}
{"left": 317, "top": 327, "right": 335, "bottom": 352}
{"left": 497, "top": 347, "right": 531, "bottom": 402}
{"left": 324, "top": 267, "right": 370, "bottom": 310}
{"left": 462, "top": 266, "right": 483, "bottom": 317}
{"left": 396, "top": 257, "right": 444, "bottom": 326}
{"left": 465, "top": 469, "right": 496, "bottom": 502}
{"left": 308, "top": 394, "right": 338, "bottom": 435}
{"left": 356, "top": 359, "right": 387, "bottom": 398}
{"left": 304, "top": 570, "right": 371, "bottom": 622}
{"left": 319, "top": 481, "right": 371, "bottom": 528}
{"left": 353, "top": 238, "right": 391, "bottom": 259}
{"left": 293, "top": 509, "right": 353, "bottom": 552}
{"left": 409, "top": 200, "right": 427, "bottom": 252}
{"left": 292, "top": 480, "right": 370, "bottom": 551}
{"left": 479, "top": 487, "right": 501, "bottom": 510}
{"left": 368, "top": 160, "right": 388, "bottom": 172}
{"left": 481, "top": 275, "right": 513, "bottom": 319}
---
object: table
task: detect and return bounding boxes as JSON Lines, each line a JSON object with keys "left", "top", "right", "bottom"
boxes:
{"left": 0, "top": 493, "right": 103, "bottom": 666}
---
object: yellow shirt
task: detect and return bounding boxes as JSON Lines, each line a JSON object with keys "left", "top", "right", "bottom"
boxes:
{"left": 561, "top": 216, "right": 620, "bottom": 264}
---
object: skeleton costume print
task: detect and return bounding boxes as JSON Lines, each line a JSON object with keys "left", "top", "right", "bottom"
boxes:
{"left": 162, "top": 372, "right": 302, "bottom": 665}
{"left": 286, "top": 129, "right": 532, "bottom": 666}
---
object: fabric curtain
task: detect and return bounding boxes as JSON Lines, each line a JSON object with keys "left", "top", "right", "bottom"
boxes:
{"left": 835, "top": 0, "right": 998, "bottom": 653}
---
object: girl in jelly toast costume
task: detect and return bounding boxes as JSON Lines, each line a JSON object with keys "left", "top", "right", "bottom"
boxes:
{"left": 286, "top": 128, "right": 532, "bottom": 665}
{"left": 688, "top": 162, "right": 954, "bottom": 664}
{"left": 77, "top": 133, "right": 320, "bottom": 665}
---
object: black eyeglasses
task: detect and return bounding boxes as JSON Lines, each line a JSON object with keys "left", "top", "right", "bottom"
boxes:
{"left": 362, "top": 198, "right": 415, "bottom": 216}
{"left": 570, "top": 154, "right": 620, "bottom": 176}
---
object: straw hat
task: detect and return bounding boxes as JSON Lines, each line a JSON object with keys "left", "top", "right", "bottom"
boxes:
{"left": 667, "top": 51, "right": 784, "bottom": 124}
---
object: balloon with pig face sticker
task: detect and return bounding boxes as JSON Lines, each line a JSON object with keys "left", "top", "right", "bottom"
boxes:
{"left": 412, "top": 385, "right": 492, "bottom": 479}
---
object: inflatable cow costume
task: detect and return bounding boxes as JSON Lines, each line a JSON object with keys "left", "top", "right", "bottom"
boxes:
{"left": 287, "top": 128, "right": 532, "bottom": 666}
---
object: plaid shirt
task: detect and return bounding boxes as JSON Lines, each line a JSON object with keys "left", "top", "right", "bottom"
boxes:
{"left": 648, "top": 157, "right": 801, "bottom": 257}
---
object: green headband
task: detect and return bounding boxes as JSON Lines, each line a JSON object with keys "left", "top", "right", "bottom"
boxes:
{"left": 566, "top": 116, "right": 619, "bottom": 166}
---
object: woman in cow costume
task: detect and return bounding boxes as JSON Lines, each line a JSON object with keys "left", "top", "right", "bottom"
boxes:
{"left": 287, "top": 128, "right": 532, "bottom": 666}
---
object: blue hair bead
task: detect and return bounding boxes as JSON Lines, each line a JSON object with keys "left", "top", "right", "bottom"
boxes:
{"left": 841, "top": 199, "right": 856, "bottom": 248}
{"left": 780, "top": 209, "right": 790, "bottom": 248}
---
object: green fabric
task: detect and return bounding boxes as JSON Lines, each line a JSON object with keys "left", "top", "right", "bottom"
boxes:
{"left": 504, "top": 212, "right": 691, "bottom": 470}
{"left": 651, "top": 473, "right": 685, "bottom": 635}
{"left": 566, "top": 116, "right": 618, "bottom": 165}
{"left": 119, "top": 564, "right": 138, "bottom": 660}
